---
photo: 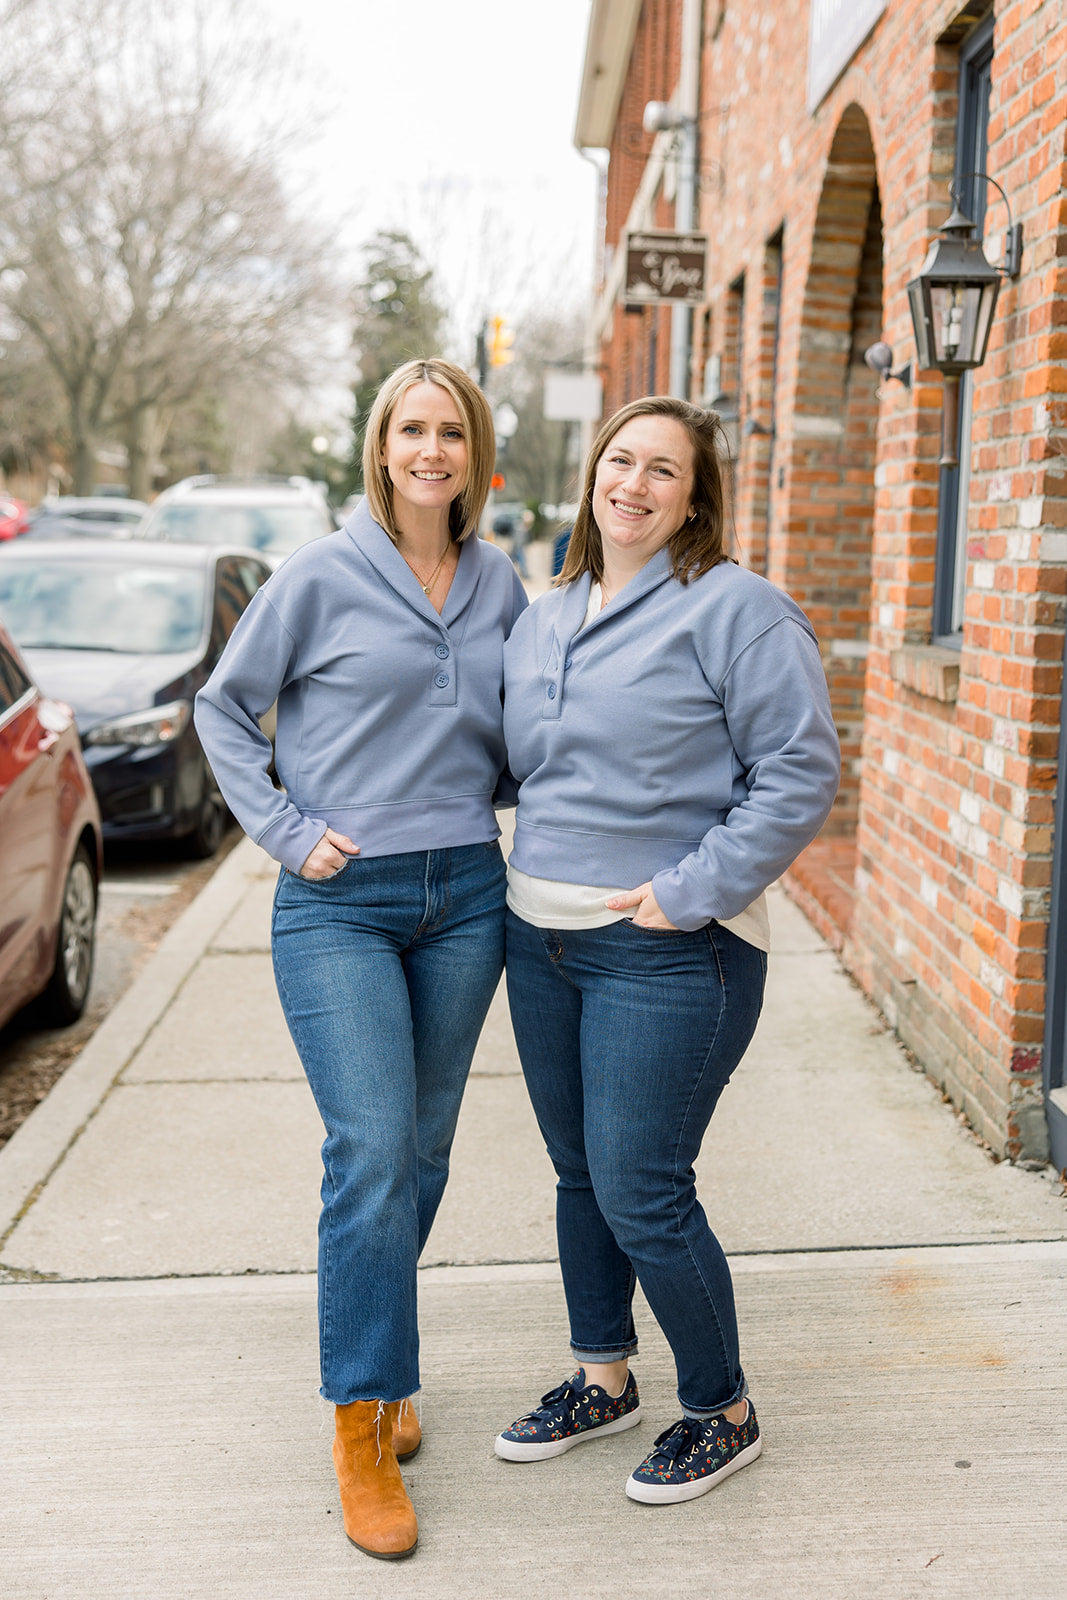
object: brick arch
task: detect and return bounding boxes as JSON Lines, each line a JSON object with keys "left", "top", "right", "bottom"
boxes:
{"left": 785, "top": 103, "right": 882, "bottom": 845}
{"left": 796, "top": 105, "right": 880, "bottom": 423}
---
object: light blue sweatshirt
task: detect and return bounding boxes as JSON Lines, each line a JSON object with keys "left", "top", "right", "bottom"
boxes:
{"left": 502, "top": 550, "right": 840, "bottom": 931}
{"left": 194, "top": 502, "right": 528, "bottom": 873}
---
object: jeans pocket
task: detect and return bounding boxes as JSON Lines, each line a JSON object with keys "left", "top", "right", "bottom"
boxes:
{"left": 622, "top": 917, "right": 694, "bottom": 938}
{"left": 297, "top": 856, "right": 355, "bottom": 884}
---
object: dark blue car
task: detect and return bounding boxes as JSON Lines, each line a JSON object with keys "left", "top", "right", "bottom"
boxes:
{"left": 0, "top": 541, "right": 271, "bottom": 855}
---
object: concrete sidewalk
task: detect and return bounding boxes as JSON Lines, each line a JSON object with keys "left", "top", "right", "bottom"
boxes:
{"left": 1, "top": 834, "right": 1065, "bottom": 1598}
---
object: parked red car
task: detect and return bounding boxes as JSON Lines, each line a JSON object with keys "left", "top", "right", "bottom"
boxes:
{"left": 0, "top": 495, "right": 30, "bottom": 542}
{"left": 0, "top": 620, "right": 103, "bottom": 1031}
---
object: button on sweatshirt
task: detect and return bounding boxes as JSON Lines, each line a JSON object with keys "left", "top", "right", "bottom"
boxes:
{"left": 194, "top": 502, "right": 528, "bottom": 874}
{"left": 502, "top": 549, "right": 840, "bottom": 931}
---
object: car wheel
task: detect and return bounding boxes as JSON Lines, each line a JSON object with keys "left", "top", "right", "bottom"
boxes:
{"left": 186, "top": 772, "right": 228, "bottom": 859}
{"left": 38, "top": 843, "right": 97, "bottom": 1026}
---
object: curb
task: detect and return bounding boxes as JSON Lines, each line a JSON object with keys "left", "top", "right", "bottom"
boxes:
{"left": 0, "top": 836, "right": 269, "bottom": 1244}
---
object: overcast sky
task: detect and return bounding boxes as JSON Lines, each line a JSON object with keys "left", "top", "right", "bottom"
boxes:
{"left": 261, "top": 0, "right": 599, "bottom": 347}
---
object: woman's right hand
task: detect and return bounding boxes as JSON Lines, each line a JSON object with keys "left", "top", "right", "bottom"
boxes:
{"left": 298, "top": 828, "right": 359, "bottom": 880}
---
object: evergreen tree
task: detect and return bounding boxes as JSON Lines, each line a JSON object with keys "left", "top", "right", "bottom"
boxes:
{"left": 343, "top": 230, "right": 446, "bottom": 496}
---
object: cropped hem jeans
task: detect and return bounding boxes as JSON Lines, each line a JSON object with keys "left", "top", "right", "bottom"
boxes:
{"left": 505, "top": 910, "right": 766, "bottom": 1419}
{"left": 272, "top": 842, "right": 506, "bottom": 1406}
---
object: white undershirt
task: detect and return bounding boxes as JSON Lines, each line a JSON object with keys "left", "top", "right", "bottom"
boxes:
{"left": 505, "top": 582, "right": 771, "bottom": 952}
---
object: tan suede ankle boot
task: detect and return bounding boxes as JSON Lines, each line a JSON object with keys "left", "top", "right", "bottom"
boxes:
{"left": 394, "top": 1397, "right": 422, "bottom": 1462}
{"left": 332, "top": 1400, "right": 418, "bottom": 1560}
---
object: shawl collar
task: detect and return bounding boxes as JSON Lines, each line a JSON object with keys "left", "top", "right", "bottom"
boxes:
{"left": 342, "top": 500, "right": 482, "bottom": 629}
{"left": 553, "top": 545, "right": 676, "bottom": 652}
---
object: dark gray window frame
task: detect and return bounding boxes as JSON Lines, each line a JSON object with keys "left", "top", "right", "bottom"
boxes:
{"left": 1043, "top": 621, "right": 1067, "bottom": 1169}
{"left": 933, "top": 12, "right": 994, "bottom": 648}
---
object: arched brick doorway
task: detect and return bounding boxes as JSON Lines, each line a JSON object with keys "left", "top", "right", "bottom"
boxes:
{"left": 779, "top": 104, "right": 882, "bottom": 946}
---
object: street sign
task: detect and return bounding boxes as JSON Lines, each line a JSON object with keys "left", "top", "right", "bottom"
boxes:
{"left": 623, "top": 230, "right": 708, "bottom": 308}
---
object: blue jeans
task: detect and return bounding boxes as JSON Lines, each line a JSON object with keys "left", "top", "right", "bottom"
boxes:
{"left": 271, "top": 843, "right": 506, "bottom": 1404}
{"left": 505, "top": 911, "right": 767, "bottom": 1418}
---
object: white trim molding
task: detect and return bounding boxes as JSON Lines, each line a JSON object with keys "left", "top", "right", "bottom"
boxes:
{"left": 574, "top": 0, "right": 644, "bottom": 150}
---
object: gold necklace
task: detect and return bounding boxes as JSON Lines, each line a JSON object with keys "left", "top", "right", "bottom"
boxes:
{"left": 399, "top": 539, "right": 452, "bottom": 594}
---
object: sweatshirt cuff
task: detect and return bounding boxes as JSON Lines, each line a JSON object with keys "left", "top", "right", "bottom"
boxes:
{"left": 257, "top": 811, "right": 328, "bottom": 875}
{"left": 651, "top": 866, "right": 713, "bottom": 932}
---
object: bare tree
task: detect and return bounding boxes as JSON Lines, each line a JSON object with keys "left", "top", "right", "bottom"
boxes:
{"left": 0, "top": 319, "right": 67, "bottom": 489}
{"left": 0, "top": 0, "right": 338, "bottom": 496}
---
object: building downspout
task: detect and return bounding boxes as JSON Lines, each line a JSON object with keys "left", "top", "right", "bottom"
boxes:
{"left": 669, "top": 0, "right": 703, "bottom": 398}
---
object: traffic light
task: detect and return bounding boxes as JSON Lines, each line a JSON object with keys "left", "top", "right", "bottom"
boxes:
{"left": 488, "top": 315, "right": 514, "bottom": 368}
{"left": 491, "top": 472, "right": 506, "bottom": 491}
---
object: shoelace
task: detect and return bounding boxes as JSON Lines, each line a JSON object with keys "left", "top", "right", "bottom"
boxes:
{"left": 645, "top": 1416, "right": 705, "bottom": 1468}
{"left": 517, "top": 1376, "right": 585, "bottom": 1426}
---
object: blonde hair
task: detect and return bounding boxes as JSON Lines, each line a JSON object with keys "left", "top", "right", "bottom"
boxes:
{"left": 559, "top": 395, "right": 730, "bottom": 586}
{"left": 362, "top": 358, "right": 495, "bottom": 542}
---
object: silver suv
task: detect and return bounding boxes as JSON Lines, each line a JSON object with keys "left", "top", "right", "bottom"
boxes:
{"left": 137, "top": 475, "right": 335, "bottom": 570}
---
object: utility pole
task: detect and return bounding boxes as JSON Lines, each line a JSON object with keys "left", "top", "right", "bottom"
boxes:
{"left": 475, "top": 320, "right": 489, "bottom": 389}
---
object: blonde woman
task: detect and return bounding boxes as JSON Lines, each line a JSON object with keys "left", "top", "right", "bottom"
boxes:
{"left": 196, "top": 359, "right": 526, "bottom": 1560}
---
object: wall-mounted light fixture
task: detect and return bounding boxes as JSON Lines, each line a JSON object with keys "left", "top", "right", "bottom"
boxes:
{"left": 906, "top": 174, "right": 1022, "bottom": 468}
{"left": 630, "top": 102, "right": 726, "bottom": 192}
{"left": 642, "top": 101, "right": 693, "bottom": 134}
{"left": 863, "top": 340, "right": 912, "bottom": 393}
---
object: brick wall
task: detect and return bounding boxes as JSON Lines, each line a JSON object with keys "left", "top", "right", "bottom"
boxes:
{"left": 589, "top": 0, "right": 1067, "bottom": 1160}
{"left": 595, "top": 0, "right": 683, "bottom": 415}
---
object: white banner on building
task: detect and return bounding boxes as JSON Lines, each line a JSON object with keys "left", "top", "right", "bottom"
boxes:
{"left": 807, "top": 0, "right": 886, "bottom": 111}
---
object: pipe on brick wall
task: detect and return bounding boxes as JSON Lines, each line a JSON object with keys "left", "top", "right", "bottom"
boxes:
{"left": 939, "top": 374, "right": 961, "bottom": 468}
{"left": 668, "top": 0, "right": 703, "bottom": 398}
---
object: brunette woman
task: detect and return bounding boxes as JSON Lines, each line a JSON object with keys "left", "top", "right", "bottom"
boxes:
{"left": 495, "top": 396, "right": 839, "bottom": 1505}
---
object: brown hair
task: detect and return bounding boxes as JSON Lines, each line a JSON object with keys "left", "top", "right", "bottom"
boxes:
{"left": 362, "top": 358, "right": 495, "bottom": 542}
{"left": 559, "top": 395, "right": 730, "bottom": 586}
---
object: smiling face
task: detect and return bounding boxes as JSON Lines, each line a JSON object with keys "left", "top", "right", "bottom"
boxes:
{"left": 591, "top": 415, "right": 696, "bottom": 572}
{"left": 381, "top": 381, "right": 468, "bottom": 517}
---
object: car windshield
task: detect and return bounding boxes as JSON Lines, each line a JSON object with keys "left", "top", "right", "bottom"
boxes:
{"left": 148, "top": 502, "right": 326, "bottom": 557}
{"left": 0, "top": 561, "right": 206, "bottom": 653}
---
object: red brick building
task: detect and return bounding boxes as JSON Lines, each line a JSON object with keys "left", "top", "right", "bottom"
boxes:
{"left": 575, "top": 0, "right": 1067, "bottom": 1165}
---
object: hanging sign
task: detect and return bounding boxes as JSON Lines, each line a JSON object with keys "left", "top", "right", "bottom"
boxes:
{"left": 623, "top": 230, "right": 708, "bottom": 308}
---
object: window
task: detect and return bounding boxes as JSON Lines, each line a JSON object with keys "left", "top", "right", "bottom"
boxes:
{"left": 0, "top": 639, "right": 33, "bottom": 717}
{"left": 934, "top": 12, "right": 993, "bottom": 645}
{"left": 237, "top": 560, "right": 268, "bottom": 603}
{"left": 212, "top": 560, "right": 251, "bottom": 652}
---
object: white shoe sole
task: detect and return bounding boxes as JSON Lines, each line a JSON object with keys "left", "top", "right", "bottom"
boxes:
{"left": 625, "top": 1435, "right": 762, "bottom": 1503}
{"left": 495, "top": 1407, "right": 642, "bottom": 1461}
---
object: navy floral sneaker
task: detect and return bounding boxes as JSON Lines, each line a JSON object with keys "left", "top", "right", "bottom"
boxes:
{"left": 625, "top": 1401, "right": 761, "bottom": 1503}
{"left": 495, "top": 1368, "right": 642, "bottom": 1461}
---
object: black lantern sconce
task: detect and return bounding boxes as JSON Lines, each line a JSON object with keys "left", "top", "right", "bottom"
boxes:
{"left": 906, "top": 173, "right": 1022, "bottom": 468}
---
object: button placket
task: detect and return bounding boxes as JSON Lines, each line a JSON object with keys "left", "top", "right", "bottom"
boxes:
{"left": 429, "top": 628, "right": 457, "bottom": 705}
{"left": 541, "top": 633, "right": 564, "bottom": 719}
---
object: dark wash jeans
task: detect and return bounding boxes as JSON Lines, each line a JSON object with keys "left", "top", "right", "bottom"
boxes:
{"left": 271, "top": 842, "right": 506, "bottom": 1404}
{"left": 505, "top": 910, "right": 767, "bottom": 1418}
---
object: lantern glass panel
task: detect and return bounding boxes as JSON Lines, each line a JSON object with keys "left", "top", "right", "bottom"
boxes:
{"left": 929, "top": 283, "right": 983, "bottom": 366}
{"left": 972, "top": 279, "right": 998, "bottom": 368}
{"left": 907, "top": 277, "right": 935, "bottom": 370}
